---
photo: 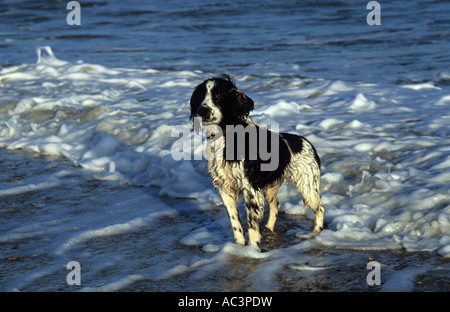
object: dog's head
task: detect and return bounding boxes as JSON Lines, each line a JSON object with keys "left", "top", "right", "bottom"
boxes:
{"left": 190, "top": 75, "right": 254, "bottom": 128}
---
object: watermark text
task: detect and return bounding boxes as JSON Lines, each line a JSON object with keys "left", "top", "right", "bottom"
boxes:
{"left": 67, "top": 1, "right": 81, "bottom": 26}
{"left": 66, "top": 261, "right": 81, "bottom": 285}
{"left": 366, "top": 1, "right": 381, "bottom": 26}
{"left": 171, "top": 117, "right": 280, "bottom": 171}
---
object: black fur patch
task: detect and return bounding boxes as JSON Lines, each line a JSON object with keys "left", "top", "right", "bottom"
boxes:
{"left": 223, "top": 125, "right": 291, "bottom": 190}
{"left": 280, "top": 132, "right": 303, "bottom": 154}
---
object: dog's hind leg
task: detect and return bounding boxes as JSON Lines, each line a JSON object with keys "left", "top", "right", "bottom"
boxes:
{"left": 297, "top": 171, "right": 324, "bottom": 235}
{"left": 301, "top": 196, "right": 324, "bottom": 235}
{"left": 244, "top": 189, "right": 265, "bottom": 250}
{"left": 219, "top": 188, "right": 245, "bottom": 245}
{"left": 264, "top": 185, "right": 280, "bottom": 232}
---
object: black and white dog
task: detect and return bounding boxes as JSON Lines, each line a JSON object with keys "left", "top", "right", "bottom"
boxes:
{"left": 190, "top": 75, "right": 324, "bottom": 250}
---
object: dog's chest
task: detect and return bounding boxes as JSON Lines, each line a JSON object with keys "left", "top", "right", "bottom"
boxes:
{"left": 206, "top": 135, "right": 247, "bottom": 191}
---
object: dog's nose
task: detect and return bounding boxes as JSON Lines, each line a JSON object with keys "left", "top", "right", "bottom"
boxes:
{"left": 197, "top": 104, "right": 211, "bottom": 118}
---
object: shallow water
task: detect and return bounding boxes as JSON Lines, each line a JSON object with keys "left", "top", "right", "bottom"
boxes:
{"left": 2, "top": 0, "right": 450, "bottom": 83}
{"left": 0, "top": 145, "right": 448, "bottom": 292}
{"left": 1, "top": 0, "right": 449, "bottom": 292}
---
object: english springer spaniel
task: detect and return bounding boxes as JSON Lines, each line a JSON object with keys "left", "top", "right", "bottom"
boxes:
{"left": 190, "top": 75, "right": 324, "bottom": 250}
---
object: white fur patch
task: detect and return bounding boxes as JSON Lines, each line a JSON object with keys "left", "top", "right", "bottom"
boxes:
{"left": 199, "top": 80, "right": 222, "bottom": 124}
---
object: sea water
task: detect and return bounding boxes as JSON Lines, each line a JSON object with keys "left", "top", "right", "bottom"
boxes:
{"left": 0, "top": 0, "right": 449, "bottom": 291}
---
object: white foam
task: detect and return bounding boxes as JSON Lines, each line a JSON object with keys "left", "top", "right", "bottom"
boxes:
{"left": 319, "top": 118, "right": 344, "bottom": 131}
{"left": 349, "top": 93, "right": 377, "bottom": 111}
{"left": 81, "top": 275, "right": 145, "bottom": 292}
{"left": 262, "top": 99, "right": 300, "bottom": 118}
{"left": 381, "top": 266, "right": 430, "bottom": 292}
{"left": 323, "top": 80, "right": 353, "bottom": 95}
{"left": 1, "top": 47, "right": 449, "bottom": 291}
{"left": 401, "top": 83, "right": 441, "bottom": 90}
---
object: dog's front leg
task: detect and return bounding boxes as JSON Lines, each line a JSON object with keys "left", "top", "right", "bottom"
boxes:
{"left": 244, "top": 189, "right": 264, "bottom": 251}
{"left": 219, "top": 188, "right": 245, "bottom": 245}
{"left": 264, "top": 185, "right": 280, "bottom": 232}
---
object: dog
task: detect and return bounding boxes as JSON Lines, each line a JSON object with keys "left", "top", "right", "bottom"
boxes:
{"left": 190, "top": 75, "right": 324, "bottom": 250}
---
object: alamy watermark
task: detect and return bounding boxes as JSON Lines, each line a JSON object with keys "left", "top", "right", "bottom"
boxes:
{"left": 66, "top": 2, "right": 381, "bottom": 27}
{"left": 63, "top": 259, "right": 381, "bottom": 288}
{"left": 366, "top": 1, "right": 381, "bottom": 26}
{"left": 66, "top": 261, "right": 81, "bottom": 285}
{"left": 66, "top": 1, "right": 81, "bottom": 26}
{"left": 366, "top": 261, "right": 381, "bottom": 286}
{"left": 171, "top": 117, "right": 280, "bottom": 172}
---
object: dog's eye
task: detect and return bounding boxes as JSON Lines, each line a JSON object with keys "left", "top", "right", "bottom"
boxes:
{"left": 214, "top": 94, "right": 223, "bottom": 100}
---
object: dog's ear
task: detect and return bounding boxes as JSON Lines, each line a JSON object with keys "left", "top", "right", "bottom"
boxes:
{"left": 190, "top": 96, "right": 202, "bottom": 134}
{"left": 189, "top": 84, "right": 203, "bottom": 122}
{"left": 189, "top": 103, "right": 197, "bottom": 122}
{"left": 230, "top": 88, "right": 254, "bottom": 117}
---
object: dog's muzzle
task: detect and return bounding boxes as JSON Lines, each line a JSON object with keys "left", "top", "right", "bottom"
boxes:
{"left": 197, "top": 104, "right": 212, "bottom": 120}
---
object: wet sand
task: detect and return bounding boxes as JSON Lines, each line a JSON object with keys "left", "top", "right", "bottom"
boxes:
{"left": 1, "top": 149, "right": 448, "bottom": 292}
